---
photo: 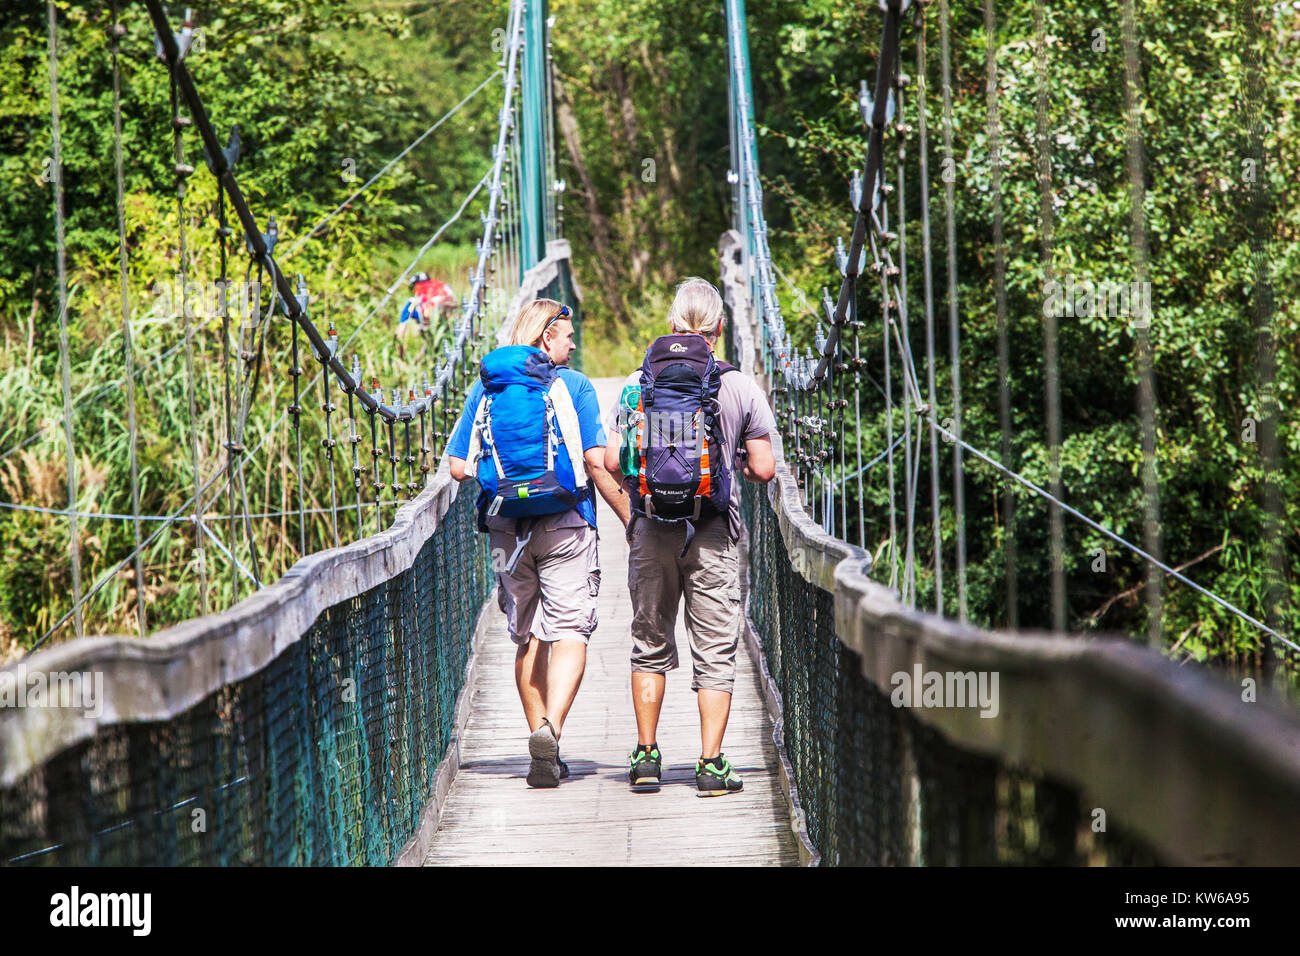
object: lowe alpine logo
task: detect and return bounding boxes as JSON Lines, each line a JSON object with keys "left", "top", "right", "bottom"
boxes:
{"left": 669, "top": 343, "right": 687, "bottom": 352}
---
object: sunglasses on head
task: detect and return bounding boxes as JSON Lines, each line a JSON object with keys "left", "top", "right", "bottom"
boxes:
{"left": 542, "top": 304, "right": 570, "bottom": 330}
{"left": 542, "top": 304, "right": 571, "bottom": 333}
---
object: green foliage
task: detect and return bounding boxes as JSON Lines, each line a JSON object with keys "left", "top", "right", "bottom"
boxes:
{"left": 0, "top": 0, "right": 502, "bottom": 651}
{"left": 747, "top": 0, "right": 1300, "bottom": 663}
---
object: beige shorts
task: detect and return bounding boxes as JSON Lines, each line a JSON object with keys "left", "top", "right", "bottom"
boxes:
{"left": 489, "top": 513, "right": 600, "bottom": 646}
{"left": 627, "top": 515, "right": 740, "bottom": 693}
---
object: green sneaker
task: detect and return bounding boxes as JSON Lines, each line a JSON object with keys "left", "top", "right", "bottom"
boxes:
{"left": 628, "top": 743, "right": 662, "bottom": 788}
{"left": 695, "top": 754, "right": 743, "bottom": 796}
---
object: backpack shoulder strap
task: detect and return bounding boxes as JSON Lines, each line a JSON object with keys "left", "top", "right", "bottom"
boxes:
{"left": 547, "top": 374, "right": 588, "bottom": 489}
{"left": 465, "top": 393, "right": 490, "bottom": 468}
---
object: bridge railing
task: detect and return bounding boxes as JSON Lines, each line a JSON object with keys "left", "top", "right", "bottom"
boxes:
{"left": 0, "top": 0, "right": 571, "bottom": 866}
{"left": 0, "top": 468, "right": 488, "bottom": 865}
{"left": 720, "top": 0, "right": 1300, "bottom": 864}
{"left": 722, "top": 230, "right": 1300, "bottom": 866}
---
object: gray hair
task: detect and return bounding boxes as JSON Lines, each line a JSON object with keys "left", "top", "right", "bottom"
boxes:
{"left": 667, "top": 277, "right": 725, "bottom": 338}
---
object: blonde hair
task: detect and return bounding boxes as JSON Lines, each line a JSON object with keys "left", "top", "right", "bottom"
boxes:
{"left": 508, "top": 297, "right": 567, "bottom": 347}
{"left": 667, "top": 277, "right": 724, "bottom": 338}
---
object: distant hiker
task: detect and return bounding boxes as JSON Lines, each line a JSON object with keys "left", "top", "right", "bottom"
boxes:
{"left": 396, "top": 272, "right": 454, "bottom": 357}
{"left": 603, "top": 277, "right": 775, "bottom": 795}
{"left": 447, "top": 298, "right": 628, "bottom": 788}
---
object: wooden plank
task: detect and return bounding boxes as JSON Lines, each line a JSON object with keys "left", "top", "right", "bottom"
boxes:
{"left": 424, "top": 377, "right": 799, "bottom": 867}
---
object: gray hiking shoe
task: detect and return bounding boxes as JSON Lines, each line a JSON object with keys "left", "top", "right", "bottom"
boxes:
{"left": 526, "top": 718, "right": 561, "bottom": 788}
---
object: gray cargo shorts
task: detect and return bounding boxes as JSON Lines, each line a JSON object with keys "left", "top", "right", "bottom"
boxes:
{"left": 489, "top": 512, "right": 600, "bottom": 646}
{"left": 627, "top": 515, "right": 740, "bottom": 693}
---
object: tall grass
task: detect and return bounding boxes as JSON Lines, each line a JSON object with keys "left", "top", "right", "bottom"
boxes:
{"left": 0, "top": 167, "right": 480, "bottom": 655}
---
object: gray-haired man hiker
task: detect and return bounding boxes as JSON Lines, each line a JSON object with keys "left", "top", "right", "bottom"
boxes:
{"left": 604, "top": 277, "right": 775, "bottom": 795}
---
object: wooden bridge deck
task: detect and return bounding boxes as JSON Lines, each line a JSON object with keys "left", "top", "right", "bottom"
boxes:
{"left": 423, "top": 377, "right": 799, "bottom": 866}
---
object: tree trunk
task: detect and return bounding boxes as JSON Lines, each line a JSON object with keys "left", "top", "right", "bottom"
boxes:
{"left": 553, "top": 74, "right": 625, "bottom": 322}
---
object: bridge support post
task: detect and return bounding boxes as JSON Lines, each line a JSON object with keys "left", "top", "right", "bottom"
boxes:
{"left": 519, "top": 0, "right": 550, "bottom": 273}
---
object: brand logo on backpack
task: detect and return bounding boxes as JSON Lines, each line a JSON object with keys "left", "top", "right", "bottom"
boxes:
{"left": 625, "top": 334, "right": 736, "bottom": 553}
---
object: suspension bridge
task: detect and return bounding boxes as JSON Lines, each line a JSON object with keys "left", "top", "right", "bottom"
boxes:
{"left": 2, "top": 0, "right": 1298, "bottom": 867}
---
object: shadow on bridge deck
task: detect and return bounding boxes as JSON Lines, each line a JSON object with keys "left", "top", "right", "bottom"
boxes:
{"left": 423, "top": 377, "right": 798, "bottom": 866}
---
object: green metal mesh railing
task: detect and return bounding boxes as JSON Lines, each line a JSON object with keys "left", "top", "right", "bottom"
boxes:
{"left": 0, "top": 0, "right": 572, "bottom": 867}
{"left": 740, "top": 477, "right": 1158, "bottom": 866}
{"left": 0, "top": 489, "right": 489, "bottom": 866}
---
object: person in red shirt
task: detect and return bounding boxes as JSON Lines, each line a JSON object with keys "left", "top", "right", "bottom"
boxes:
{"left": 396, "top": 272, "right": 455, "bottom": 357}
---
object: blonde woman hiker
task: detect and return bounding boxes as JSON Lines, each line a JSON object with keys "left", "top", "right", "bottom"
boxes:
{"left": 447, "top": 298, "right": 629, "bottom": 787}
{"left": 603, "top": 277, "right": 776, "bottom": 795}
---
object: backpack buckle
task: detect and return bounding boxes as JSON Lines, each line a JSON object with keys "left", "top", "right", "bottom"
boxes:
{"left": 487, "top": 495, "right": 504, "bottom": 517}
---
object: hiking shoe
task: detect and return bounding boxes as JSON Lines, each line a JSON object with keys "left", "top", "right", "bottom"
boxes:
{"left": 695, "top": 754, "right": 743, "bottom": 796}
{"left": 527, "top": 718, "right": 561, "bottom": 788}
{"left": 556, "top": 751, "right": 569, "bottom": 780}
{"left": 628, "top": 743, "right": 662, "bottom": 788}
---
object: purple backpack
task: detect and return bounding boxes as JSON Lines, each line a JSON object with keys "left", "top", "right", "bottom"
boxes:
{"left": 625, "top": 334, "right": 736, "bottom": 550}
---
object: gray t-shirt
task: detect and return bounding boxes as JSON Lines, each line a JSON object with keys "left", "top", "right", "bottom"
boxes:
{"left": 603, "top": 369, "right": 777, "bottom": 539}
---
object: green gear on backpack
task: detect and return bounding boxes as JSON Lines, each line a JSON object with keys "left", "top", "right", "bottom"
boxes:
{"left": 617, "top": 384, "right": 642, "bottom": 478}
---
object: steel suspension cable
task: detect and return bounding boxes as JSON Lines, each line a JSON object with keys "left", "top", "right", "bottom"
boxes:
{"left": 0, "top": 44, "right": 494, "bottom": 468}
{"left": 45, "top": 2, "right": 84, "bottom": 640}
{"left": 288, "top": 275, "right": 306, "bottom": 555}
{"left": 927, "top": 417, "right": 1300, "bottom": 656}
{"left": 27, "top": 158, "right": 492, "bottom": 639}
{"left": 896, "top": 75, "right": 916, "bottom": 607}
{"left": 851, "top": 275, "right": 866, "bottom": 544}
{"left": 345, "top": 354, "right": 363, "bottom": 538}
{"left": 916, "top": 8, "right": 944, "bottom": 615}
{"left": 217, "top": 185, "right": 261, "bottom": 587}
{"left": 197, "top": 519, "right": 256, "bottom": 587}
{"left": 938, "top": 0, "right": 967, "bottom": 620}
{"left": 218, "top": 181, "right": 241, "bottom": 598}
{"left": 169, "top": 69, "right": 209, "bottom": 615}
{"left": 881, "top": 190, "right": 898, "bottom": 592}
{"left": 319, "top": 318, "right": 341, "bottom": 549}
{"left": 280, "top": 69, "right": 501, "bottom": 263}
{"left": 110, "top": 0, "right": 147, "bottom": 636}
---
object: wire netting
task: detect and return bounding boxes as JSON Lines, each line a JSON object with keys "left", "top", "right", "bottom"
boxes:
{"left": 0, "top": 488, "right": 489, "bottom": 866}
{"left": 740, "top": 478, "right": 1158, "bottom": 866}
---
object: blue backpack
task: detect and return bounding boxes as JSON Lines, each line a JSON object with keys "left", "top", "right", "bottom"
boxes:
{"left": 466, "top": 346, "right": 587, "bottom": 528}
